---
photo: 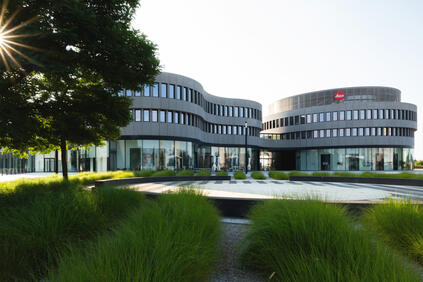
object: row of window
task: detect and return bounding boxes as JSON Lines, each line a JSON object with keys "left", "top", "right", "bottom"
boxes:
{"left": 120, "top": 83, "right": 262, "bottom": 120}
{"left": 260, "top": 127, "right": 415, "bottom": 140}
{"left": 263, "top": 109, "right": 417, "bottom": 130}
{"left": 129, "top": 109, "right": 260, "bottom": 137}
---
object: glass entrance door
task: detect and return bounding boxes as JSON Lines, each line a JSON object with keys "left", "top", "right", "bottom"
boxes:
{"left": 130, "top": 148, "right": 141, "bottom": 170}
{"left": 376, "top": 153, "right": 384, "bottom": 170}
{"left": 44, "top": 158, "right": 55, "bottom": 172}
{"left": 348, "top": 154, "right": 359, "bottom": 171}
{"left": 320, "top": 154, "right": 331, "bottom": 171}
{"left": 393, "top": 153, "right": 398, "bottom": 170}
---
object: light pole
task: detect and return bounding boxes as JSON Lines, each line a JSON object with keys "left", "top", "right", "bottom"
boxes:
{"left": 245, "top": 121, "right": 248, "bottom": 174}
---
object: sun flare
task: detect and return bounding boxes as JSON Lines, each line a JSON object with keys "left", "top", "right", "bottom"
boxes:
{"left": 0, "top": 0, "right": 41, "bottom": 71}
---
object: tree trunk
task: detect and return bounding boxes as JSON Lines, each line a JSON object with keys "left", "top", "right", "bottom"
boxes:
{"left": 54, "top": 150, "right": 59, "bottom": 174}
{"left": 60, "top": 138, "right": 68, "bottom": 181}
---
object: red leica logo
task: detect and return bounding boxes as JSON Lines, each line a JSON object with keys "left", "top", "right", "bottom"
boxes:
{"left": 334, "top": 91, "right": 345, "bottom": 100}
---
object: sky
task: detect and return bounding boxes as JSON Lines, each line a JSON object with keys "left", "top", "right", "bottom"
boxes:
{"left": 133, "top": 0, "right": 423, "bottom": 160}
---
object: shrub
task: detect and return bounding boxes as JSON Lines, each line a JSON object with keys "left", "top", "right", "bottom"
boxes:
{"left": 311, "top": 171, "right": 332, "bottom": 177}
{"left": 0, "top": 184, "right": 144, "bottom": 281}
{"left": 415, "top": 160, "right": 423, "bottom": 169}
{"left": 133, "top": 169, "right": 155, "bottom": 177}
{"left": 176, "top": 169, "right": 195, "bottom": 176}
{"left": 331, "top": 171, "right": 359, "bottom": 177}
{"left": 288, "top": 171, "right": 310, "bottom": 177}
{"left": 268, "top": 171, "right": 289, "bottom": 180}
{"left": 152, "top": 170, "right": 176, "bottom": 177}
{"left": 216, "top": 171, "right": 228, "bottom": 176}
{"left": 51, "top": 189, "right": 220, "bottom": 282}
{"left": 234, "top": 170, "right": 246, "bottom": 179}
{"left": 363, "top": 200, "right": 423, "bottom": 264}
{"left": 241, "top": 199, "right": 420, "bottom": 281}
{"left": 196, "top": 169, "right": 211, "bottom": 176}
{"left": 251, "top": 171, "right": 266, "bottom": 180}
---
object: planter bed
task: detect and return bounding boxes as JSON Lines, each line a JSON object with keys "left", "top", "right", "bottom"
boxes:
{"left": 95, "top": 175, "right": 230, "bottom": 187}
{"left": 290, "top": 175, "right": 423, "bottom": 187}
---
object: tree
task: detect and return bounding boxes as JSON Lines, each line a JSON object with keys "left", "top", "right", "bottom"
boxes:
{"left": 0, "top": 0, "right": 160, "bottom": 180}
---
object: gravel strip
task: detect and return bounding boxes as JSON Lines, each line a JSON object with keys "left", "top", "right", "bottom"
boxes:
{"left": 208, "top": 222, "right": 265, "bottom": 282}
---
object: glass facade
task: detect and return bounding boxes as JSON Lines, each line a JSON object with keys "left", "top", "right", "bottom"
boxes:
{"left": 294, "top": 148, "right": 414, "bottom": 171}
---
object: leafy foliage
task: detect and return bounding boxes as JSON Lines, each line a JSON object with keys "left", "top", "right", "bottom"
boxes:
{"left": 234, "top": 170, "right": 246, "bottom": 179}
{"left": 0, "top": 0, "right": 160, "bottom": 179}
{"left": 268, "top": 171, "right": 289, "bottom": 180}
{"left": 196, "top": 169, "right": 211, "bottom": 176}
{"left": 251, "top": 171, "right": 266, "bottom": 179}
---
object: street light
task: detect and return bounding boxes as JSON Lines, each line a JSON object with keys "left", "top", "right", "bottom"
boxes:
{"left": 245, "top": 121, "right": 248, "bottom": 174}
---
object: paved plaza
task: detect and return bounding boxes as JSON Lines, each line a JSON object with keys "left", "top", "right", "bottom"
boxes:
{"left": 129, "top": 179, "right": 423, "bottom": 202}
{"left": 2, "top": 172, "right": 423, "bottom": 202}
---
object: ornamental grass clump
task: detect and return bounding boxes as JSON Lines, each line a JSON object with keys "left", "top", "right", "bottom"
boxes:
{"left": 251, "top": 171, "right": 266, "bottom": 180}
{"left": 0, "top": 184, "right": 144, "bottom": 281}
{"left": 363, "top": 200, "right": 423, "bottom": 265}
{"left": 51, "top": 189, "right": 220, "bottom": 282}
{"left": 240, "top": 199, "right": 420, "bottom": 281}
{"left": 288, "top": 171, "right": 310, "bottom": 177}
{"left": 134, "top": 169, "right": 155, "bottom": 177}
{"left": 176, "top": 169, "right": 195, "bottom": 176}
{"left": 151, "top": 170, "right": 176, "bottom": 177}
{"left": 234, "top": 170, "right": 246, "bottom": 179}
{"left": 268, "top": 171, "right": 289, "bottom": 180}
{"left": 216, "top": 170, "right": 228, "bottom": 176}
{"left": 196, "top": 169, "right": 211, "bottom": 176}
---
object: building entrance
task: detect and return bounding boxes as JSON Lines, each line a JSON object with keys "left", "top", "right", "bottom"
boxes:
{"left": 320, "top": 154, "right": 331, "bottom": 170}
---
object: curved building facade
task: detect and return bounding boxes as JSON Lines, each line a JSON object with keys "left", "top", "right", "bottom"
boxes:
{"left": 1, "top": 73, "right": 417, "bottom": 174}
{"left": 260, "top": 87, "right": 417, "bottom": 171}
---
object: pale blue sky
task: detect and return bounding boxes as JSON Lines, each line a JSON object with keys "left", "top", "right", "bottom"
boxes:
{"left": 134, "top": 0, "right": 422, "bottom": 160}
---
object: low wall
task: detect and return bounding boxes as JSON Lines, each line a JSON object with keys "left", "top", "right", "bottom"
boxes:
{"left": 95, "top": 175, "right": 231, "bottom": 187}
{"left": 289, "top": 176, "right": 423, "bottom": 187}
{"left": 140, "top": 191, "right": 402, "bottom": 218}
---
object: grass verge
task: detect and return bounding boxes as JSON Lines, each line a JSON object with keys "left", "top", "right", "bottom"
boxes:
{"left": 241, "top": 199, "right": 420, "bottom": 281}
{"left": 51, "top": 189, "right": 220, "bottom": 282}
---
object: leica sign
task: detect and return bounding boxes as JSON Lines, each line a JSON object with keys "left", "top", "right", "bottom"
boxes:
{"left": 334, "top": 91, "right": 345, "bottom": 101}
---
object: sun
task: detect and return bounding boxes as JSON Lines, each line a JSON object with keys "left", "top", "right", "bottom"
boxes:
{"left": 0, "top": 0, "right": 41, "bottom": 71}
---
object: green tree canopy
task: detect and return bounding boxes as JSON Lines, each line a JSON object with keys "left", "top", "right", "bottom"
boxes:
{"left": 0, "top": 0, "right": 160, "bottom": 179}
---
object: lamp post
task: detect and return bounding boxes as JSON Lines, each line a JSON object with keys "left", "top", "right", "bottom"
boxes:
{"left": 245, "top": 121, "right": 248, "bottom": 174}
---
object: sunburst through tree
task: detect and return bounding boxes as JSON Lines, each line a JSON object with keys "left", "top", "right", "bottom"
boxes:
{"left": 0, "top": 0, "right": 41, "bottom": 71}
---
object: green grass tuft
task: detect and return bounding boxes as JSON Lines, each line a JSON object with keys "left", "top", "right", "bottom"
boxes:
{"left": 151, "top": 170, "right": 176, "bottom": 177}
{"left": 268, "top": 171, "right": 289, "bottom": 180}
{"left": 133, "top": 169, "right": 155, "bottom": 177}
{"left": 288, "top": 171, "right": 310, "bottom": 177}
{"left": 51, "top": 189, "right": 220, "bottom": 282}
{"left": 241, "top": 199, "right": 420, "bottom": 281}
{"left": 215, "top": 171, "right": 228, "bottom": 176}
{"left": 234, "top": 170, "right": 246, "bottom": 179}
{"left": 362, "top": 200, "right": 423, "bottom": 265}
{"left": 0, "top": 184, "right": 144, "bottom": 281}
{"left": 250, "top": 171, "right": 266, "bottom": 179}
{"left": 176, "top": 169, "right": 195, "bottom": 176}
{"left": 196, "top": 169, "right": 211, "bottom": 176}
